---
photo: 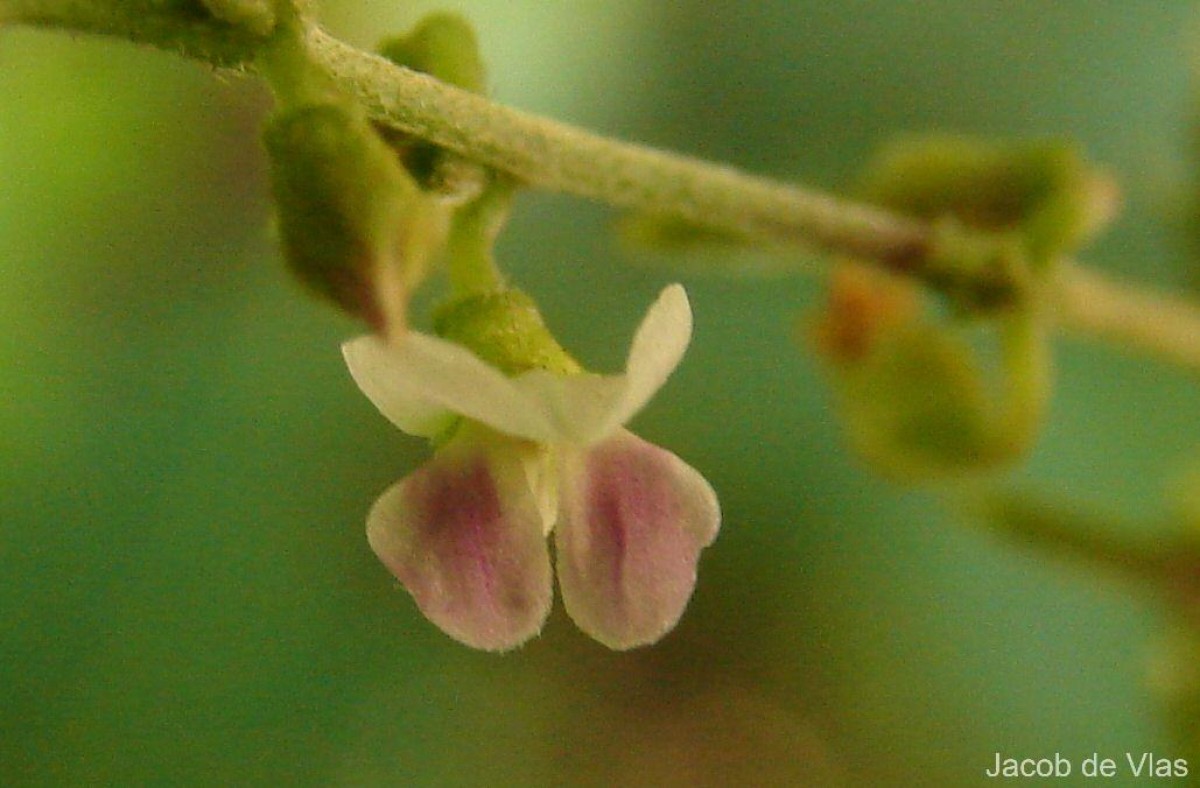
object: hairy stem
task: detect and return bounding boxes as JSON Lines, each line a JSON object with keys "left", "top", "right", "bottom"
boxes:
{"left": 308, "top": 29, "right": 932, "bottom": 266}
{"left": 2, "top": 0, "right": 269, "bottom": 65}
{"left": 9, "top": 4, "right": 1200, "bottom": 370}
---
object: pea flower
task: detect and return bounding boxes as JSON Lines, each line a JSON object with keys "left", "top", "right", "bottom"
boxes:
{"left": 342, "top": 284, "right": 720, "bottom": 651}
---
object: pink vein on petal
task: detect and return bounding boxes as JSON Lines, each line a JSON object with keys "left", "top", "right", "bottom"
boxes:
{"left": 555, "top": 430, "right": 720, "bottom": 650}
{"left": 368, "top": 438, "right": 552, "bottom": 651}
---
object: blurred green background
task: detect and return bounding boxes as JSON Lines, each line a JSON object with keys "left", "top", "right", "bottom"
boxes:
{"left": 3, "top": 2, "right": 1199, "bottom": 785}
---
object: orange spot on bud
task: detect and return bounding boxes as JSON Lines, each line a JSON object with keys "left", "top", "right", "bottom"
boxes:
{"left": 810, "top": 262, "right": 920, "bottom": 363}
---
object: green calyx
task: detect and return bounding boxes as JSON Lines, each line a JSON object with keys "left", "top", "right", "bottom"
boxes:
{"left": 377, "top": 13, "right": 488, "bottom": 195}
{"left": 433, "top": 290, "right": 581, "bottom": 377}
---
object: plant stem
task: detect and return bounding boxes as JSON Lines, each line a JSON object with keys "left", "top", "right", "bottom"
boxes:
{"left": 9, "top": 5, "right": 1200, "bottom": 371}
{"left": 1055, "top": 264, "right": 1200, "bottom": 371}
{"left": 2, "top": 0, "right": 268, "bottom": 66}
{"left": 443, "top": 178, "right": 514, "bottom": 296}
{"left": 997, "top": 306, "right": 1052, "bottom": 451}
{"left": 978, "top": 492, "right": 1171, "bottom": 583}
{"left": 307, "top": 29, "right": 1200, "bottom": 373}
{"left": 309, "top": 29, "right": 933, "bottom": 267}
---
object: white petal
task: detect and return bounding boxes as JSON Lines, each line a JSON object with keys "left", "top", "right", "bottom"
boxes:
{"left": 342, "top": 335, "right": 455, "bottom": 438}
{"left": 518, "top": 447, "right": 559, "bottom": 536}
{"left": 510, "top": 370, "right": 629, "bottom": 446}
{"left": 346, "top": 285, "right": 691, "bottom": 447}
{"left": 345, "top": 332, "right": 557, "bottom": 443}
{"left": 508, "top": 285, "right": 693, "bottom": 447}
{"left": 615, "top": 284, "right": 692, "bottom": 428}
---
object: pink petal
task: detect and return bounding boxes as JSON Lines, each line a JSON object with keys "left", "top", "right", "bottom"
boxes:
{"left": 367, "top": 431, "right": 552, "bottom": 651}
{"left": 554, "top": 430, "right": 720, "bottom": 650}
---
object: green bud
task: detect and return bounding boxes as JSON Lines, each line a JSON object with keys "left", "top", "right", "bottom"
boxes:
{"left": 860, "top": 134, "right": 1116, "bottom": 268}
{"left": 200, "top": 0, "right": 275, "bottom": 37}
{"left": 378, "top": 13, "right": 486, "bottom": 94}
{"left": 264, "top": 101, "right": 437, "bottom": 331}
{"left": 377, "top": 14, "right": 488, "bottom": 197}
{"left": 833, "top": 323, "right": 996, "bottom": 479}
{"left": 433, "top": 290, "right": 581, "bottom": 377}
{"left": 815, "top": 264, "right": 1051, "bottom": 480}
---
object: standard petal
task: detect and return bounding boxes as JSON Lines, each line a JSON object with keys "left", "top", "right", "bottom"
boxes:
{"left": 343, "top": 335, "right": 456, "bottom": 438}
{"left": 345, "top": 332, "right": 557, "bottom": 443}
{"left": 508, "top": 285, "right": 693, "bottom": 447}
{"left": 511, "top": 370, "right": 629, "bottom": 446}
{"left": 367, "top": 431, "right": 553, "bottom": 651}
{"left": 614, "top": 284, "right": 692, "bottom": 427}
{"left": 554, "top": 429, "right": 720, "bottom": 650}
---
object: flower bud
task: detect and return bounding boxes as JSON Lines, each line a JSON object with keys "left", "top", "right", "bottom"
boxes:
{"left": 809, "top": 262, "right": 920, "bottom": 364}
{"left": 264, "top": 101, "right": 439, "bottom": 332}
{"left": 813, "top": 263, "right": 1049, "bottom": 480}
{"left": 200, "top": 0, "right": 275, "bottom": 37}
{"left": 377, "top": 13, "right": 488, "bottom": 198}
{"left": 831, "top": 322, "right": 995, "bottom": 479}
{"left": 860, "top": 134, "right": 1117, "bottom": 269}
{"left": 378, "top": 13, "right": 486, "bottom": 94}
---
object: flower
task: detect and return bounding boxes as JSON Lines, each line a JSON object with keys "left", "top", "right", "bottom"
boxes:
{"left": 342, "top": 284, "right": 720, "bottom": 651}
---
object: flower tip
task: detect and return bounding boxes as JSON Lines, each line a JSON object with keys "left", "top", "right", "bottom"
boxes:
{"left": 660, "top": 281, "right": 689, "bottom": 306}
{"left": 610, "top": 283, "right": 695, "bottom": 432}
{"left": 654, "top": 282, "right": 693, "bottom": 339}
